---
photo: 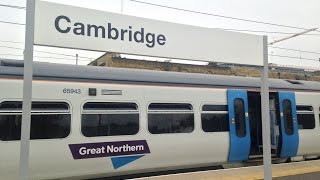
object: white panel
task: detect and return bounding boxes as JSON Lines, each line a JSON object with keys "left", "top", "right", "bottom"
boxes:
{"left": 34, "top": 0, "right": 264, "bottom": 66}
{"left": 295, "top": 92, "right": 320, "bottom": 156}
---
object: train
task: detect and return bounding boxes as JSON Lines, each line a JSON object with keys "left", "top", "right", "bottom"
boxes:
{"left": 0, "top": 59, "right": 320, "bottom": 179}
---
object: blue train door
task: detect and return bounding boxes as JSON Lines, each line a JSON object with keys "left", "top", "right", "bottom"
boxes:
{"left": 278, "top": 92, "right": 299, "bottom": 158}
{"left": 228, "top": 90, "right": 251, "bottom": 161}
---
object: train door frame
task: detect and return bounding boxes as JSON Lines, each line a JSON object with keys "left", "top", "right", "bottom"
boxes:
{"left": 247, "top": 91, "right": 262, "bottom": 156}
{"left": 277, "top": 91, "right": 299, "bottom": 158}
{"left": 247, "top": 91, "right": 280, "bottom": 157}
{"left": 227, "top": 89, "right": 251, "bottom": 161}
{"left": 269, "top": 96, "right": 280, "bottom": 154}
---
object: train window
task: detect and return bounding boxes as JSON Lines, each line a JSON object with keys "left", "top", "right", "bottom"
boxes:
{"left": 283, "top": 100, "right": 294, "bottom": 135}
{"left": 201, "top": 105, "right": 229, "bottom": 132}
{"left": 81, "top": 102, "right": 139, "bottom": 137}
{"left": 0, "top": 101, "right": 71, "bottom": 141}
{"left": 297, "top": 106, "right": 315, "bottom": 129}
{"left": 234, "top": 98, "right": 246, "bottom": 137}
{"left": 0, "top": 101, "right": 69, "bottom": 112}
{"left": 148, "top": 103, "right": 193, "bottom": 111}
{"left": 83, "top": 102, "right": 137, "bottom": 111}
{"left": 202, "top": 105, "right": 228, "bottom": 111}
{"left": 148, "top": 103, "right": 194, "bottom": 134}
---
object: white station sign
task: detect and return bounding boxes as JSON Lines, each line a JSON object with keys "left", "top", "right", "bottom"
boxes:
{"left": 34, "top": 1, "right": 263, "bottom": 66}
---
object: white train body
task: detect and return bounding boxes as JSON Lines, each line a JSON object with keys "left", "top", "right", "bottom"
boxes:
{"left": 0, "top": 60, "right": 320, "bottom": 179}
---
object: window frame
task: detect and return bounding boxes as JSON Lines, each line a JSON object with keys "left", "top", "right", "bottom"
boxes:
{"left": 296, "top": 105, "right": 315, "bottom": 130}
{"left": 0, "top": 100, "right": 72, "bottom": 141}
{"left": 319, "top": 106, "right": 320, "bottom": 128}
{"left": 80, "top": 101, "right": 140, "bottom": 138}
{"left": 147, "top": 102, "right": 195, "bottom": 135}
{"left": 201, "top": 103, "right": 229, "bottom": 133}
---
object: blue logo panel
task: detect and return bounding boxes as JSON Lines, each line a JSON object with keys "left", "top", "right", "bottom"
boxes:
{"left": 111, "top": 155, "right": 144, "bottom": 169}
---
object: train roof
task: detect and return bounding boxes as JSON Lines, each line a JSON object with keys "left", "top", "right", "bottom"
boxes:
{"left": 1, "top": 59, "right": 320, "bottom": 92}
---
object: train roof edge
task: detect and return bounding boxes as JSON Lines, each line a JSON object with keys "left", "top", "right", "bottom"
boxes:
{"left": 1, "top": 59, "right": 320, "bottom": 91}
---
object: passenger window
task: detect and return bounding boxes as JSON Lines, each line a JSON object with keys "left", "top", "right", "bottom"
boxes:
{"left": 148, "top": 103, "right": 194, "bottom": 134}
{"left": 283, "top": 100, "right": 294, "bottom": 135}
{"left": 0, "top": 101, "right": 71, "bottom": 141}
{"left": 297, "top": 106, "right": 315, "bottom": 129}
{"left": 81, "top": 102, "right": 139, "bottom": 137}
{"left": 234, "top": 98, "right": 246, "bottom": 137}
{"left": 201, "top": 105, "right": 229, "bottom": 132}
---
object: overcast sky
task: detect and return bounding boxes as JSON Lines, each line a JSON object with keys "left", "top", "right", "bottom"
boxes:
{"left": 0, "top": 0, "right": 319, "bottom": 68}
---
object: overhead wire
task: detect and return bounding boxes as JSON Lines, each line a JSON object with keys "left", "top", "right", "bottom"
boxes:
{"left": 0, "top": 4, "right": 26, "bottom": 25}
{"left": 214, "top": 28, "right": 320, "bottom": 36}
{"left": 1, "top": 18, "right": 319, "bottom": 37}
{"left": 0, "top": 53, "right": 91, "bottom": 61}
{"left": 0, "top": 45, "right": 23, "bottom": 50}
{"left": 0, "top": 40, "right": 24, "bottom": 44}
{"left": 269, "top": 54, "right": 319, "bottom": 62}
{"left": 128, "top": 0, "right": 320, "bottom": 33}
{"left": 4, "top": 41, "right": 319, "bottom": 63}
{"left": 0, "top": 20, "right": 25, "bottom": 25}
{"left": 0, "top": 45, "right": 95, "bottom": 60}
{"left": 2, "top": 18, "right": 319, "bottom": 36}
{"left": 1, "top": 2, "right": 320, "bottom": 64}
{"left": 0, "top": 4, "right": 26, "bottom": 10}
{"left": 1, "top": 2, "right": 320, "bottom": 34}
{"left": 269, "top": 46, "right": 320, "bottom": 55}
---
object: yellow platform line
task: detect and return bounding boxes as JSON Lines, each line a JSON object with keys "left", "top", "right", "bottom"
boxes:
{"left": 137, "top": 160, "right": 320, "bottom": 180}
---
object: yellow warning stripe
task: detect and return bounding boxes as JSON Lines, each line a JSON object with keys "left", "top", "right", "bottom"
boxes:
{"left": 136, "top": 160, "right": 320, "bottom": 180}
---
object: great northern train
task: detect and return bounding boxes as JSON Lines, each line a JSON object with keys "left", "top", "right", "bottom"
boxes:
{"left": 0, "top": 59, "right": 320, "bottom": 179}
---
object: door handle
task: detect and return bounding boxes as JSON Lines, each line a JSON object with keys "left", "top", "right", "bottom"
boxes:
{"left": 232, "top": 117, "right": 235, "bottom": 124}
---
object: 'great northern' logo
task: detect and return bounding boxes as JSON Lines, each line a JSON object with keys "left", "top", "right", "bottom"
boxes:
{"left": 69, "top": 140, "right": 150, "bottom": 169}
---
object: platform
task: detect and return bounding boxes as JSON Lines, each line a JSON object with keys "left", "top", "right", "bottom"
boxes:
{"left": 137, "top": 160, "right": 320, "bottom": 180}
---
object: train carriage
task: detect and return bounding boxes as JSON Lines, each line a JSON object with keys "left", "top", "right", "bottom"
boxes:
{"left": 0, "top": 59, "right": 320, "bottom": 179}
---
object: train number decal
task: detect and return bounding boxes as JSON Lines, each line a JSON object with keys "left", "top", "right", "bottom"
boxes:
{"left": 63, "top": 88, "right": 81, "bottom": 94}
{"left": 69, "top": 140, "right": 150, "bottom": 169}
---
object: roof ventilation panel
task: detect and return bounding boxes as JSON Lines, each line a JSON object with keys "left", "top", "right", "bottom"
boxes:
{"left": 0, "top": 60, "right": 24, "bottom": 67}
{"left": 284, "top": 80, "right": 303, "bottom": 85}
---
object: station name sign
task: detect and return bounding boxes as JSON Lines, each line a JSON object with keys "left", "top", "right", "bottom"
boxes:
{"left": 34, "top": 0, "right": 263, "bottom": 66}
{"left": 53, "top": 15, "right": 166, "bottom": 48}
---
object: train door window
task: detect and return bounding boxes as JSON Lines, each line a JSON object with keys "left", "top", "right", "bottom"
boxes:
{"left": 201, "top": 105, "right": 229, "bottom": 132}
{"left": 0, "top": 101, "right": 71, "bottom": 141}
{"left": 319, "top": 107, "right": 320, "bottom": 128}
{"left": 283, "top": 100, "right": 294, "bottom": 135}
{"left": 234, "top": 98, "right": 246, "bottom": 137}
{"left": 148, "top": 103, "right": 194, "bottom": 134}
{"left": 297, "top": 105, "right": 315, "bottom": 129}
{"left": 81, "top": 102, "right": 139, "bottom": 137}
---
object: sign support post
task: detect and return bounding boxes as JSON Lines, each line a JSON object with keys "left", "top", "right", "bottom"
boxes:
{"left": 19, "top": 0, "right": 35, "bottom": 179}
{"left": 261, "top": 35, "right": 272, "bottom": 180}
{"left": 121, "top": 0, "right": 124, "bottom": 13}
